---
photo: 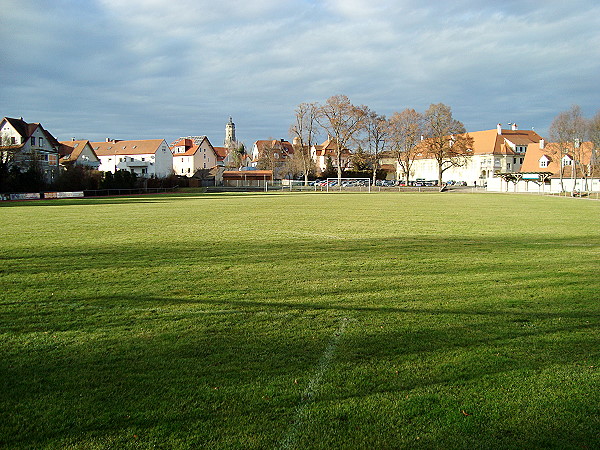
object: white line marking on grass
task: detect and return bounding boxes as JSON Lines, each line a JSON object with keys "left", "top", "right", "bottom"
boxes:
{"left": 279, "top": 317, "right": 350, "bottom": 450}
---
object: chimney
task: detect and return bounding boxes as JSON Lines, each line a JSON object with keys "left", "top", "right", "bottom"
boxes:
{"left": 106, "top": 137, "right": 111, "bottom": 142}
{"left": 539, "top": 139, "right": 545, "bottom": 150}
{"left": 512, "top": 123, "right": 518, "bottom": 131}
{"left": 497, "top": 124, "right": 502, "bottom": 135}
{"left": 72, "top": 137, "right": 75, "bottom": 141}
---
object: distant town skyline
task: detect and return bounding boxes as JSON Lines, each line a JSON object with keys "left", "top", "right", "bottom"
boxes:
{"left": 1, "top": 0, "right": 599, "bottom": 146}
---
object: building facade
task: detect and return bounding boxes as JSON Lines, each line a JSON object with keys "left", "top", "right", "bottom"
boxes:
{"left": 91, "top": 139, "right": 173, "bottom": 177}
{"left": 170, "top": 136, "right": 218, "bottom": 176}
{"left": 407, "top": 124, "right": 542, "bottom": 185}
{"left": 0, "top": 117, "right": 61, "bottom": 182}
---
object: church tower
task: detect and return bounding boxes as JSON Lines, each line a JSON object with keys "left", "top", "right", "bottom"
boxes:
{"left": 224, "top": 117, "right": 236, "bottom": 148}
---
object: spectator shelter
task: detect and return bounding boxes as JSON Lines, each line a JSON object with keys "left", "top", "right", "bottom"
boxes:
{"left": 223, "top": 170, "right": 273, "bottom": 187}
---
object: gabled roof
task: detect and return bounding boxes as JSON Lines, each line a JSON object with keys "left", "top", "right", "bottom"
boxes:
{"left": 254, "top": 139, "right": 294, "bottom": 154}
{"left": 90, "top": 139, "right": 168, "bottom": 156}
{"left": 312, "top": 138, "right": 351, "bottom": 156}
{"left": 213, "top": 146, "right": 229, "bottom": 161}
{"left": 3, "top": 117, "right": 30, "bottom": 139}
{"left": 1, "top": 117, "right": 61, "bottom": 150}
{"left": 58, "top": 140, "right": 97, "bottom": 163}
{"left": 521, "top": 141, "right": 595, "bottom": 177}
{"left": 462, "top": 128, "right": 541, "bottom": 156}
{"left": 170, "top": 136, "right": 216, "bottom": 158}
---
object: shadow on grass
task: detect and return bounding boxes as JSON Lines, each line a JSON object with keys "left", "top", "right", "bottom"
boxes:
{"left": 1, "top": 233, "right": 599, "bottom": 447}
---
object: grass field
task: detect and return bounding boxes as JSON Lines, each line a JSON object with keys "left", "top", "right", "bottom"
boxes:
{"left": 1, "top": 192, "right": 599, "bottom": 449}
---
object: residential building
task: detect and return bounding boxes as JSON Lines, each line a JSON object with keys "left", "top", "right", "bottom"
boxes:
{"left": 507, "top": 139, "right": 600, "bottom": 192}
{"left": 408, "top": 124, "right": 542, "bottom": 185}
{"left": 0, "top": 116, "right": 61, "bottom": 181}
{"left": 58, "top": 140, "right": 100, "bottom": 169}
{"left": 251, "top": 139, "right": 294, "bottom": 178}
{"left": 311, "top": 138, "right": 352, "bottom": 175}
{"left": 90, "top": 139, "right": 173, "bottom": 177}
{"left": 170, "top": 136, "right": 218, "bottom": 176}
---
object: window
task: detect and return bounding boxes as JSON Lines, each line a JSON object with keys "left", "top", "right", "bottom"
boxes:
{"left": 10, "top": 137, "right": 16, "bottom": 144}
{"left": 520, "top": 158, "right": 523, "bottom": 164}
{"left": 507, "top": 163, "right": 511, "bottom": 170}
{"left": 540, "top": 159, "right": 548, "bottom": 168}
{"left": 141, "top": 158, "right": 145, "bottom": 161}
{"left": 39, "top": 138, "right": 44, "bottom": 147}
{"left": 141, "top": 168, "right": 147, "bottom": 174}
{"left": 31, "top": 137, "right": 35, "bottom": 145}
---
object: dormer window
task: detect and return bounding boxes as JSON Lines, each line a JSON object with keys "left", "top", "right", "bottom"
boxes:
{"left": 539, "top": 155, "right": 550, "bottom": 168}
{"left": 562, "top": 155, "right": 573, "bottom": 166}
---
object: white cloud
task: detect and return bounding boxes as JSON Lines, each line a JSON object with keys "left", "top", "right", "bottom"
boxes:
{"left": 0, "top": 0, "right": 599, "bottom": 144}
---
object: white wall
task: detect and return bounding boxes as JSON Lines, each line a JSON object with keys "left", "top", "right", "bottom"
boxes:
{"left": 486, "top": 177, "right": 600, "bottom": 193}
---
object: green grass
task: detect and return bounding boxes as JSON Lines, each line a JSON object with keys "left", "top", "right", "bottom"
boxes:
{"left": 1, "top": 192, "right": 598, "bottom": 449}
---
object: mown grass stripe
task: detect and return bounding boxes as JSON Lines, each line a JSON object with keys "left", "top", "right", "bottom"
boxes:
{"left": 279, "top": 317, "right": 350, "bottom": 450}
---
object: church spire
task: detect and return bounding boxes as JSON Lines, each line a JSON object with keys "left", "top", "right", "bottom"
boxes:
{"left": 224, "top": 117, "right": 236, "bottom": 148}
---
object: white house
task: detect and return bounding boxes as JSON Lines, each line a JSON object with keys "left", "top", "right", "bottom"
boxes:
{"left": 408, "top": 124, "right": 542, "bottom": 185}
{"left": 311, "top": 138, "right": 352, "bottom": 175}
{"left": 0, "top": 116, "right": 61, "bottom": 182}
{"left": 170, "top": 136, "right": 218, "bottom": 176}
{"left": 488, "top": 139, "right": 600, "bottom": 193}
{"left": 58, "top": 140, "right": 100, "bottom": 169}
{"left": 90, "top": 139, "right": 173, "bottom": 177}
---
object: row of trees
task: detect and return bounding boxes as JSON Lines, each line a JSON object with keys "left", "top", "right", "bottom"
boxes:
{"left": 283, "top": 95, "right": 600, "bottom": 188}
{"left": 285, "top": 95, "right": 473, "bottom": 186}
{"left": 548, "top": 105, "right": 600, "bottom": 191}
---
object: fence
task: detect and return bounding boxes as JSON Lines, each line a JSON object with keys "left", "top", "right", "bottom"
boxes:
{"left": 1, "top": 186, "right": 179, "bottom": 201}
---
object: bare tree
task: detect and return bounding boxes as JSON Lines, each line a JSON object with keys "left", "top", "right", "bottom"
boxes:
{"left": 361, "top": 109, "right": 387, "bottom": 185}
{"left": 589, "top": 110, "right": 600, "bottom": 180}
{"left": 422, "top": 103, "right": 473, "bottom": 188}
{"left": 549, "top": 105, "right": 587, "bottom": 192}
{"left": 255, "top": 140, "right": 278, "bottom": 172}
{"left": 289, "top": 102, "right": 319, "bottom": 185}
{"left": 387, "top": 109, "right": 423, "bottom": 185}
{"left": 316, "top": 95, "right": 367, "bottom": 182}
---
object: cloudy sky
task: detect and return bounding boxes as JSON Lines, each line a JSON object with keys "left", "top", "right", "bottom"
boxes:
{"left": 1, "top": 0, "right": 599, "bottom": 147}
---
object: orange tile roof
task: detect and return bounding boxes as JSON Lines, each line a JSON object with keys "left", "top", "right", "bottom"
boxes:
{"left": 521, "top": 141, "right": 595, "bottom": 177}
{"left": 90, "top": 139, "right": 168, "bottom": 156}
{"left": 58, "top": 140, "right": 94, "bottom": 162}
